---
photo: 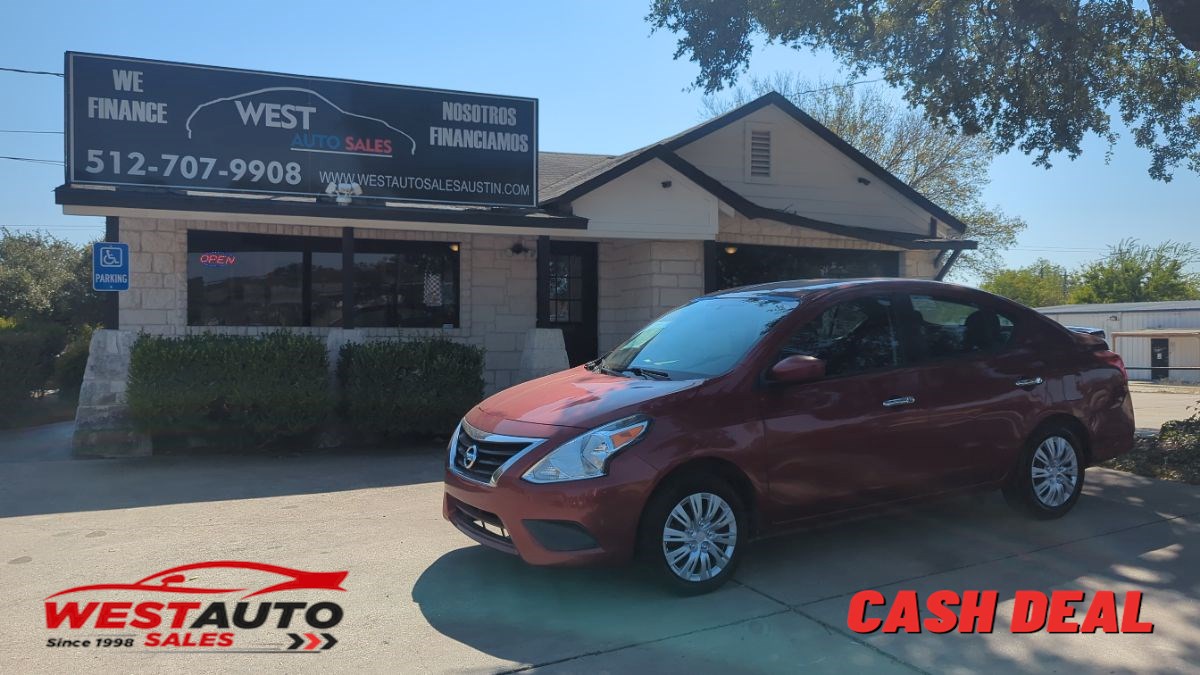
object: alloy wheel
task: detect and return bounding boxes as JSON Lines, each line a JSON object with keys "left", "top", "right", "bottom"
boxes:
{"left": 662, "top": 492, "right": 738, "bottom": 582}
{"left": 1031, "top": 435, "right": 1079, "bottom": 508}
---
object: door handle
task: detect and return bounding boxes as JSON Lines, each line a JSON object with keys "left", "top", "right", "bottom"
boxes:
{"left": 882, "top": 396, "right": 916, "bottom": 408}
{"left": 1015, "top": 377, "right": 1044, "bottom": 387}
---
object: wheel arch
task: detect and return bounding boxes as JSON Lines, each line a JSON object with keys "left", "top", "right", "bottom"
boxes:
{"left": 638, "top": 457, "right": 762, "bottom": 542}
{"left": 1030, "top": 413, "right": 1093, "bottom": 466}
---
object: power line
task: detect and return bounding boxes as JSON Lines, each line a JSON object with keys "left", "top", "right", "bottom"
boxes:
{"left": 0, "top": 155, "right": 63, "bottom": 166}
{"left": 797, "top": 77, "right": 887, "bottom": 95}
{"left": 0, "top": 129, "right": 63, "bottom": 134}
{"left": 1010, "top": 249, "right": 1107, "bottom": 252}
{"left": 0, "top": 66, "right": 62, "bottom": 77}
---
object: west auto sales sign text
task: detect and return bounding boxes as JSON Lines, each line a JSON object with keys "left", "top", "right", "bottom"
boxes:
{"left": 65, "top": 52, "right": 538, "bottom": 207}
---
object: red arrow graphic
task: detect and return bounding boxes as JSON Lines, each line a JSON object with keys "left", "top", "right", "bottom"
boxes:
{"left": 304, "top": 633, "right": 322, "bottom": 651}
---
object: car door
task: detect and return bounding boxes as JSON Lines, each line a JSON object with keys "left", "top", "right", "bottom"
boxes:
{"left": 758, "top": 292, "right": 937, "bottom": 525}
{"left": 895, "top": 291, "right": 1049, "bottom": 488}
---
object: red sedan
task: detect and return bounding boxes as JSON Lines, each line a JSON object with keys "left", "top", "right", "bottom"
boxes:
{"left": 443, "top": 279, "right": 1134, "bottom": 594}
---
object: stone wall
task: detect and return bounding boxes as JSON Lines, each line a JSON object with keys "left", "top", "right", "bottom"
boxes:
{"left": 72, "top": 329, "right": 149, "bottom": 457}
{"left": 597, "top": 240, "right": 704, "bottom": 352}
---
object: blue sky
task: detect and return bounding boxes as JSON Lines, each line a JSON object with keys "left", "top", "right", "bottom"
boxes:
{"left": 2, "top": 0, "right": 1196, "bottom": 277}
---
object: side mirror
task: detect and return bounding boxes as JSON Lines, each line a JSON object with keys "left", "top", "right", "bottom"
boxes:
{"left": 769, "top": 355, "right": 826, "bottom": 384}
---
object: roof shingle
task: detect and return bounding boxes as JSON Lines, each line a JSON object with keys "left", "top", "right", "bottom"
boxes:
{"left": 538, "top": 152, "right": 614, "bottom": 193}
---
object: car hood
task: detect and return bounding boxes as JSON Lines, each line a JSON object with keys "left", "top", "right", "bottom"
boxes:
{"left": 477, "top": 366, "right": 701, "bottom": 429}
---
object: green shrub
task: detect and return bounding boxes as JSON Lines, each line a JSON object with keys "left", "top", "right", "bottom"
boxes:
{"left": 127, "top": 331, "right": 333, "bottom": 446}
{"left": 54, "top": 324, "right": 97, "bottom": 402}
{"left": 0, "top": 331, "right": 47, "bottom": 413}
{"left": 0, "top": 319, "right": 67, "bottom": 413}
{"left": 339, "top": 338, "right": 484, "bottom": 437}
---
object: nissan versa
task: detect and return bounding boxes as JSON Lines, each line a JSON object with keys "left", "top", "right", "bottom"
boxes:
{"left": 442, "top": 279, "right": 1135, "bottom": 593}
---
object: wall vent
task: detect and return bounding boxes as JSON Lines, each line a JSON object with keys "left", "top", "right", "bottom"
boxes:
{"left": 749, "top": 129, "right": 771, "bottom": 178}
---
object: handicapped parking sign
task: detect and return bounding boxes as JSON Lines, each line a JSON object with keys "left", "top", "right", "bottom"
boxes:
{"left": 92, "top": 242, "right": 130, "bottom": 291}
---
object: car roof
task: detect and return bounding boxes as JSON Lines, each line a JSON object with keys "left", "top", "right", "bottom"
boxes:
{"left": 706, "top": 278, "right": 972, "bottom": 300}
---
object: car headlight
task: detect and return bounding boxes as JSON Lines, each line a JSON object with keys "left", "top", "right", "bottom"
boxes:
{"left": 522, "top": 415, "right": 651, "bottom": 484}
{"left": 447, "top": 422, "right": 462, "bottom": 464}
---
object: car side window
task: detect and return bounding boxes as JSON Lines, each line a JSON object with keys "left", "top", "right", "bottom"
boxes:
{"left": 780, "top": 296, "right": 899, "bottom": 377}
{"left": 907, "top": 295, "right": 1015, "bottom": 360}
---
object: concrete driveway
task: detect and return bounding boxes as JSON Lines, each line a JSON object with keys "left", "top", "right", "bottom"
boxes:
{"left": 1, "top": 445, "right": 1198, "bottom": 674}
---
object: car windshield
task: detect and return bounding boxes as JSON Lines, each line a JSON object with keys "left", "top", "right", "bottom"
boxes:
{"left": 595, "top": 295, "right": 799, "bottom": 379}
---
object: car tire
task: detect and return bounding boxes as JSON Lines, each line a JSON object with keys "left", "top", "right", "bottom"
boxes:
{"left": 638, "top": 474, "right": 746, "bottom": 595}
{"left": 1002, "top": 426, "right": 1086, "bottom": 520}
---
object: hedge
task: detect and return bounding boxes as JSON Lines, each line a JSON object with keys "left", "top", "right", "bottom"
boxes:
{"left": 54, "top": 324, "right": 96, "bottom": 402}
{"left": 0, "top": 319, "right": 67, "bottom": 414}
{"left": 127, "top": 331, "right": 333, "bottom": 446}
{"left": 339, "top": 338, "right": 484, "bottom": 437}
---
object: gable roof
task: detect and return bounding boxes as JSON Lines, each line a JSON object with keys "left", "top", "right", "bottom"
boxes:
{"left": 538, "top": 91, "right": 969, "bottom": 235}
{"left": 539, "top": 145, "right": 656, "bottom": 203}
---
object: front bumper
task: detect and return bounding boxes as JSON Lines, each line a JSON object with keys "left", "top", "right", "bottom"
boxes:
{"left": 442, "top": 431, "right": 659, "bottom": 567}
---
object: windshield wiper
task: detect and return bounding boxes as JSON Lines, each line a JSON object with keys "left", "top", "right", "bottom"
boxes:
{"left": 620, "top": 366, "right": 671, "bottom": 380}
{"left": 586, "top": 359, "right": 624, "bottom": 377}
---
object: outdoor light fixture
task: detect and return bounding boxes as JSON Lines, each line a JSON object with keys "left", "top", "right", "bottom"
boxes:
{"left": 510, "top": 242, "right": 531, "bottom": 255}
{"left": 325, "top": 182, "right": 363, "bottom": 205}
{"left": 724, "top": 245, "right": 738, "bottom": 255}
{"left": 449, "top": 243, "right": 460, "bottom": 252}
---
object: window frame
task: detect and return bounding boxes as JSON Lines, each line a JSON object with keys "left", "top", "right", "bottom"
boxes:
{"left": 186, "top": 230, "right": 460, "bottom": 329}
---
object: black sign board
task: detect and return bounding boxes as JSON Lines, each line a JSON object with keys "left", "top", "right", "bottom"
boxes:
{"left": 65, "top": 52, "right": 538, "bottom": 207}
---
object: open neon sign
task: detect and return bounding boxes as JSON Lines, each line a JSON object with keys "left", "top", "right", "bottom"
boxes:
{"left": 199, "top": 252, "right": 237, "bottom": 267}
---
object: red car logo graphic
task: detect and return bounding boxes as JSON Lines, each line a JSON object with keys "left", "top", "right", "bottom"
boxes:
{"left": 46, "top": 561, "right": 348, "bottom": 599}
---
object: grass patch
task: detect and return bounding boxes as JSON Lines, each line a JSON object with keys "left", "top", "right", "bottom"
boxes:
{"left": 1103, "top": 416, "right": 1200, "bottom": 484}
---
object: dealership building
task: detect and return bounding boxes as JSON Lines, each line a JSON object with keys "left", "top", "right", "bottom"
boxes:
{"left": 59, "top": 53, "right": 974, "bottom": 454}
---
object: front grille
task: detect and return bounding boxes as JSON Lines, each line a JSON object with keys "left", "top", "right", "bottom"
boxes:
{"left": 451, "top": 422, "right": 539, "bottom": 484}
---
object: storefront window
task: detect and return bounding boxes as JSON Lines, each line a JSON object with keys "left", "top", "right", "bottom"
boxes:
{"left": 187, "top": 231, "right": 459, "bottom": 328}
{"left": 713, "top": 243, "right": 900, "bottom": 291}
{"left": 351, "top": 248, "right": 458, "bottom": 328}
{"left": 187, "top": 247, "right": 307, "bottom": 327}
{"left": 310, "top": 251, "right": 343, "bottom": 327}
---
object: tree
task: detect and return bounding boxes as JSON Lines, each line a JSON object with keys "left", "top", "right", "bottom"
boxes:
{"left": 648, "top": 1, "right": 1200, "bottom": 181}
{"left": 1069, "top": 239, "right": 1200, "bottom": 303}
{"left": 0, "top": 228, "right": 103, "bottom": 327}
{"left": 702, "top": 74, "right": 1026, "bottom": 279}
{"left": 981, "top": 258, "right": 1076, "bottom": 307}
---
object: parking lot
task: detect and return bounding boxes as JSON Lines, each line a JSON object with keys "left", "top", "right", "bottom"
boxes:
{"left": 1, "top": 437, "right": 1198, "bottom": 674}
{"left": 1130, "top": 383, "right": 1200, "bottom": 434}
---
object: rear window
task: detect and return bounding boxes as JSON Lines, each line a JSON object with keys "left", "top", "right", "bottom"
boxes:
{"left": 908, "top": 295, "right": 1015, "bottom": 360}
